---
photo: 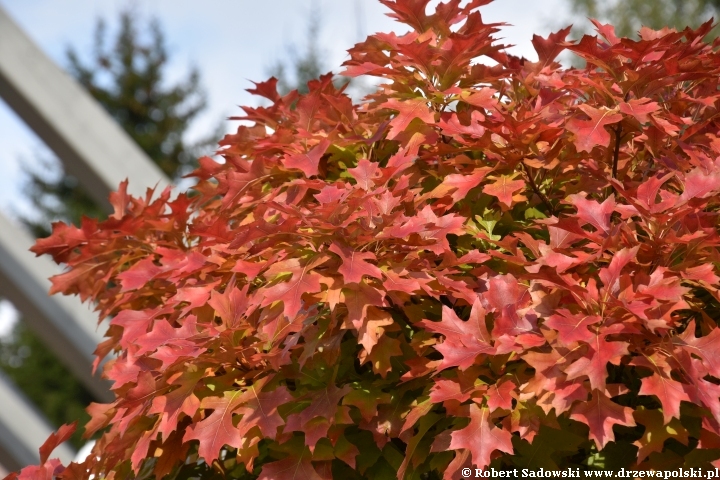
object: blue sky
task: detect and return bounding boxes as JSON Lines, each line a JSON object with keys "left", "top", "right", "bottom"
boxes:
{"left": 0, "top": 0, "right": 568, "bottom": 333}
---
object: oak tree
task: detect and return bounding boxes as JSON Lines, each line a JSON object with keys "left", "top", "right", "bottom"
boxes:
{"left": 12, "top": 0, "right": 720, "bottom": 477}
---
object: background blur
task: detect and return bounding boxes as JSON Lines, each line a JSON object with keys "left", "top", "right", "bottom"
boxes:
{"left": 0, "top": 0, "right": 718, "bottom": 474}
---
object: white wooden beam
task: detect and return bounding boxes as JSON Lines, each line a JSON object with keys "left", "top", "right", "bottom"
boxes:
{"left": 0, "top": 370, "right": 75, "bottom": 471}
{"left": 0, "top": 213, "right": 112, "bottom": 402}
{"left": 0, "top": 6, "right": 176, "bottom": 470}
{"left": 0, "top": 5, "right": 171, "bottom": 211}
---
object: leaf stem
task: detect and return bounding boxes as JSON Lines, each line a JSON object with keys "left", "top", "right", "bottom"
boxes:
{"left": 520, "top": 163, "right": 554, "bottom": 215}
{"left": 611, "top": 124, "right": 622, "bottom": 180}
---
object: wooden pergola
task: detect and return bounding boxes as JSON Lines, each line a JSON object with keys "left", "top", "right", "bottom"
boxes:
{"left": 0, "top": 6, "right": 171, "bottom": 471}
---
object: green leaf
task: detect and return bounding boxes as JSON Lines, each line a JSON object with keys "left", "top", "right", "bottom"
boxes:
{"left": 524, "top": 207, "right": 547, "bottom": 219}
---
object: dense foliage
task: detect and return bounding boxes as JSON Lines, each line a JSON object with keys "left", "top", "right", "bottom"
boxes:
{"left": 13, "top": 0, "right": 720, "bottom": 477}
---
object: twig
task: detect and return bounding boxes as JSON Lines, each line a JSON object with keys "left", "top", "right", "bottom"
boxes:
{"left": 611, "top": 124, "right": 623, "bottom": 179}
{"left": 521, "top": 163, "right": 554, "bottom": 215}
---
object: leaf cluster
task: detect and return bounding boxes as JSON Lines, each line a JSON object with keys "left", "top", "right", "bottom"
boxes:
{"left": 14, "top": 0, "right": 720, "bottom": 477}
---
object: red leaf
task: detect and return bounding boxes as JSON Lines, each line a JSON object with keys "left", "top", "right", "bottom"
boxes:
{"left": 619, "top": 98, "right": 659, "bottom": 124}
{"left": 329, "top": 242, "right": 382, "bottom": 284}
{"left": 38, "top": 422, "right": 76, "bottom": 464}
{"left": 421, "top": 300, "right": 491, "bottom": 343}
{"left": 430, "top": 378, "right": 476, "bottom": 404}
{"left": 438, "top": 111, "right": 486, "bottom": 139}
{"left": 259, "top": 450, "right": 323, "bottom": 480}
{"left": 590, "top": 19, "right": 620, "bottom": 45}
{"left": 674, "top": 321, "right": 720, "bottom": 379}
{"left": 382, "top": 268, "right": 426, "bottom": 295}
{"left": 149, "top": 369, "right": 203, "bottom": 439}
{"left": 208, "top": 282, "right": 251, "bottom": 328}
{"left": 134, "top": 316, "right": 199, "bottom": 356}
{"left": 13, "top": 459, "right": 64, "bottom": 480}
{"left": 486, "top": 274, "right": 526, "bottom": 311}
{"left": 532, "top": 26, "right": 572, "bottom": 64}
{"left": 636, "top": 172, "right": 674, "bottom": 212}
{"left": 567, "top": 194, "right": 616, "bottom": 234}
{"left": 682, "top": 264, "right": 720, "bottom": 284}
{"left": 360, "top": 333, "right": 403, "bottom": 378}
{"left": 314, "top": 184, "right": 347, "bottom": 204}
{"left": 183, "top": 390, "right": 246, "bottom": 463}
{"left": 564, "top": 330, "right": 629, "bottom": 391}
{"left": 342, "top": 282, "right": 387, "bottom": 328}
{"left": 638, "top": 373, "right": 690, "bottom": 424}
{"left": 598, "top": 246, "right": 638, "bottom": 296}
{"left": 285, "top": 139, "right": 331, "bottom": 177}
{"left": 677, "top": 351, "right": 720, "bottom": 421}
{"left": 260, "top": 258, "right": 325, "bottom": 319}
{"left": 111, "top": 309, "right": 154, "bottom": 351}
{"left": 285, "top": 384, "right": 351, "bottom": 449}
{"left": 348, "top": 158, "right": 380, "bottom": 190}
{"left": 486, "top": 381, "right": 515, "bottom": 412}
{"left": 357, "top": 306, "right": 394, "bottom": 353}
{"left": 461, "top": 88, "right": 499, "bottom": 112}
{"left": 235, "top": 385, "right": 294, "bottom": 438}
{"left": 420, "top": 300, "right": 495, "bottom": 371}
{"left": 247, "top": 77, "right": 281, "bottom": 102}
{"left": 183, "top": 379, "right": 291, "bottom": 464}
{"left": 380, "top": 97, "right": 436, "bottom": 139}
{"left": 449, "top": 404, "right": 514, "bottom": 469}
{"left": 680, "top": 168, "right": 720, "bottom": 202}
{"left": 427, "top": 168, "right": 491, "bottom": 204}
{"left": 482, "top": 174, "right": 525, "bottom": 207}
{"left": 117, "top": 258, "right": 163, "bottom": 292}
{"left": 544, "top": 309, "right": 601, "bottom": 345}
{"left": 566, "top": 105, "right": 622, "bottom": 152}
{"left": 570, "top": 390, "right": 636, "bottom": 449}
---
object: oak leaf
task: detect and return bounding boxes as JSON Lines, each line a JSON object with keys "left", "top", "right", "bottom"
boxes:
{"left": 381, "top": 97, "right": 436, "bottom": 139}
{"left": 449, "top": 404, "right": 514, "bottom": 469}
{"left": 569, "top": 390, "right": 635, "bottom": 449}
{"left": 482, "top": 174, "right": 526, "bottom": 208}
{"left": 564, "top": 330, "right": 629, "bottom": 392}
{"left": 285, "top": 139, "right": 331, "bottom": 177}
{"left": 182, "top": 390, "right": 246, "bottom": 463}
{"left": 258, "top": 450, "right": 323, "bottom": 480}
{"left": 420, "top": 300, "right": 495, "bottom": 371}
{"left": 673, "top": 321, "right": 720, "bottom": 379}
{"left": 329, "top": 242, "right": 382, "bottom": 285}
{"left": 566, "top": 105, "right": 622, "bottom": 152}
{"left": 638, "top": 373, "right": 690, "bottom": 424}
{"left": 260, "top": 259, "right": 325, "bottom": 319}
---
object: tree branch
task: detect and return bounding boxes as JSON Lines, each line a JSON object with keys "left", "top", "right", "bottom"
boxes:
{"left": 611, "top": 124, "right": 623, "bottom": 179}
{"left": 521, "top": 163, "right": 554, "bottom": 215}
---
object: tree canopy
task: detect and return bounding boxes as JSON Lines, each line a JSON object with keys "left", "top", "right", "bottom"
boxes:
{"left": 14, "top": 0, "right": 720, "bottom": 477}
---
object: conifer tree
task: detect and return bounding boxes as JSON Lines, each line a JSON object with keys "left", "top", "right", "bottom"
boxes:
{"left": 566, "top": 0, "right": 720, "bottom": 37}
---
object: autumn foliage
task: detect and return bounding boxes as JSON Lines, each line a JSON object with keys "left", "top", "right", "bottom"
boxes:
{"left": 13, "top": 0, "right": 720, "bottom": 477}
